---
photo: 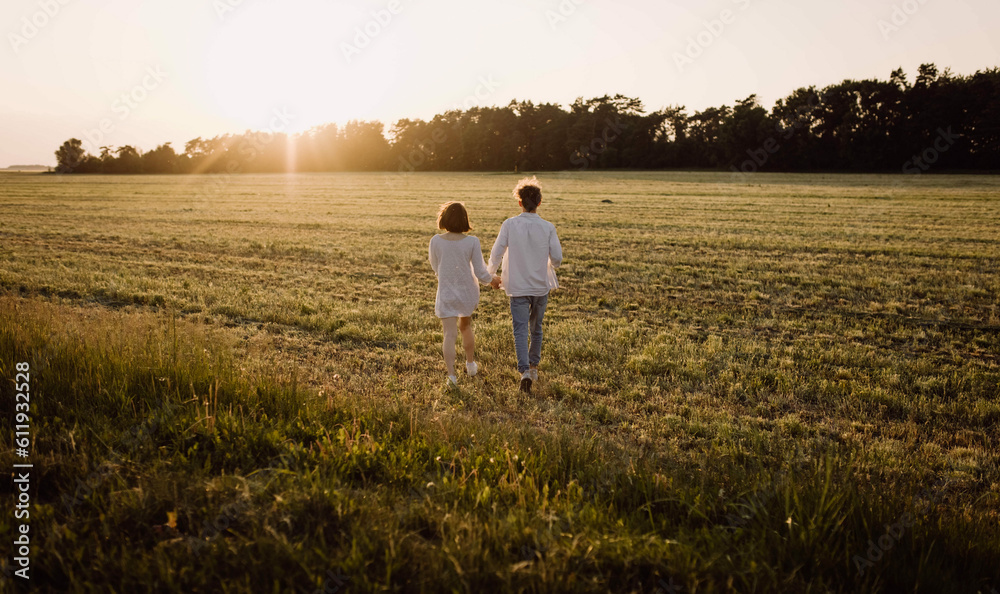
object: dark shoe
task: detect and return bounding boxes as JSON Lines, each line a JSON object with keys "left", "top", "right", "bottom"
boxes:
{"left": 519, "top": 374, "right": 532, "bottom": 393}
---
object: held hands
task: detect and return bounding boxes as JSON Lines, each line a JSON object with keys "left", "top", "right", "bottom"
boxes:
{"left": 490, "top": 275, "right": 502, "bottom": 290}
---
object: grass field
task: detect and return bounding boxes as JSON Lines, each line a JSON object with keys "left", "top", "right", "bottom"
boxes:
{"left": 1, "top": 171, "right": 999, "bottom": 593}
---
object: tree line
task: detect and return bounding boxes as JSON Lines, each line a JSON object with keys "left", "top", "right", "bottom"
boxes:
{"left": 54, "top": 64, "right": 999, "bottom": 175}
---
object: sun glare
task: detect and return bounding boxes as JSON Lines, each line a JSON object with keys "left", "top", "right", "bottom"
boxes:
{"left": 204, "top": 1, "right": 401, "bottom": 134}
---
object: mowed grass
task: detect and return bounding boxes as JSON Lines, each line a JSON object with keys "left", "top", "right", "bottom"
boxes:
{"left": 1, "top": 171, "right": 999, "bottom": 593}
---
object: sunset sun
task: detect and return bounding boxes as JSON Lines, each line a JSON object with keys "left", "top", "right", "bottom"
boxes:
{"left": 203, "top": 1, "right": 401, "bottom": 133}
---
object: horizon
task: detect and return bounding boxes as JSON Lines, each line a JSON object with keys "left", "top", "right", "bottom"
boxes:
{"left": 2, "top": 0, "right": 999, "bottom": 168}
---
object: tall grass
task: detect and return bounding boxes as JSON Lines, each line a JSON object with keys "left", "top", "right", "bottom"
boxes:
{"left": 2, "top": 296, "right": 998, "bottom": 592}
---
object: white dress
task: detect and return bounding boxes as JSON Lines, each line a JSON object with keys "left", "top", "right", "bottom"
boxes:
{"left": 429, "top": 234, "right": 494, "bottom": 318}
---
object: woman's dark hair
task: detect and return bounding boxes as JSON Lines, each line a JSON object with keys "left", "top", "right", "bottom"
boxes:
{"left": 513, "top": 176, "right": 542, "bottom": 211}
{"left": 437, "top": 201, "right": 472, "bottom": 233}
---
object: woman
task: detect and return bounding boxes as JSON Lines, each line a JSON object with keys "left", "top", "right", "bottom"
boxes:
{"left": 428, "top": 201, "right": 499, "bottom": 388}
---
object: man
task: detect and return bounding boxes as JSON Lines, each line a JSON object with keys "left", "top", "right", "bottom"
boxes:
{"left": 488, "top": 176, "right": 563, "bottom": 393}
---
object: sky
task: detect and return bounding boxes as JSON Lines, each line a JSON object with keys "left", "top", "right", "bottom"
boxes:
{"left": 1, "top": 0, "right": 998, "bottom": 167}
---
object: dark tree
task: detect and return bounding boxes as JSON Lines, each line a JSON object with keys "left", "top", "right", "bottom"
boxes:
{"left": 52, "top": 65, "right": 1000, "bottom": 176}
{"left": 142, "top": 143, "right": 179, "bottom": 174}
{"left": 55, "top": 139, "right": 86, "bottom": 173}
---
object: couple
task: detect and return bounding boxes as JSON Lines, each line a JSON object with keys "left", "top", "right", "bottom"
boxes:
{"left": 428, "top": 177, "right": 562, "bottom": 393}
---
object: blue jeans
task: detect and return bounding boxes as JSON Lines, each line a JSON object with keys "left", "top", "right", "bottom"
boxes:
{"left": 510, "top": 295, "right": 548, "bottom": 373}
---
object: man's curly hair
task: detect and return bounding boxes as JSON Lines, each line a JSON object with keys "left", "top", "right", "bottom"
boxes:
{"left": 513, "top": 176, "right": 542, "bottom": 212}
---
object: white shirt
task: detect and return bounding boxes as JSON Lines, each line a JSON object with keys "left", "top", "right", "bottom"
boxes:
{"left": 487, "top": 212, "right": 563, "bottom": 297}
{"left": 429, "top": 234, "right": 494, "bottom": 318}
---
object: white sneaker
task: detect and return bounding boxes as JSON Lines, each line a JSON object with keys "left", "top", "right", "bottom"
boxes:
{"left": 529, "top": 368, "right": 538, "bottom": 382}
{"left": 519, "top": 370, "right": 533, "bottom": 393}
{"left": 446, "top": 375, "right": 459, "bottom": 389}
{"left": 466, "top": 361, "right": 478, "bottom": 377}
